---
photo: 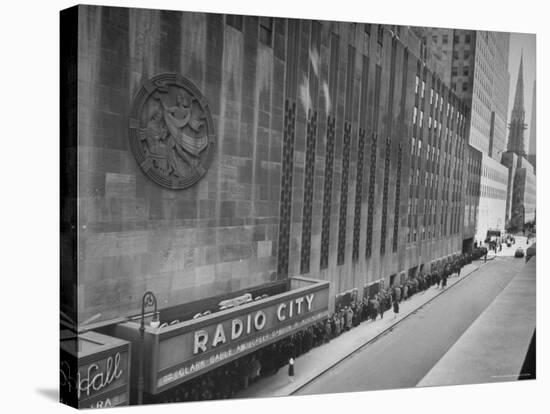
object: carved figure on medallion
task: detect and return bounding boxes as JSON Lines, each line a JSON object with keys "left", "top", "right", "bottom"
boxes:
{"left": 129, "top": 73, "right": 215, "bottom": 190}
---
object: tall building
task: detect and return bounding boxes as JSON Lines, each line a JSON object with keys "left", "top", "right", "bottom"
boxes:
{"left": 62, "top": 6, "right": 470, "bottom": 404}
{"left": 427, "top": 29, "right": 510, "bottom": 160}
{"left": 424, "top": 29, "right": 510, "bottom": 244}
{"left": 527, "top": 81, "right": 536, "bottom": 170}
{"left": 507, "top": 53, "right": 527, "bottom": 156}
{"left": 476, "top": 153, "right": 508, "bottom": 243}
{"left": 501, "top": 54, "right": 536, "bottom": 231}
{"left": 463, "top": 144, "right": 482, "bottom": 250}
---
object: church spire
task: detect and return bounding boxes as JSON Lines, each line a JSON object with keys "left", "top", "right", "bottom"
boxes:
{"left": 512, "top": 51, "right": 525, "bottom": 117}
{"left": 507, "top": 52, "right": 527, "bottom": 156}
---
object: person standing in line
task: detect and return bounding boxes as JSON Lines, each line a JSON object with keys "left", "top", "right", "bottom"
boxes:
{"left": 370, "top": 296, "right": 379, "bottom": 321}
{"left": 333, "top": 314, "right": 341, "bottom": 337}
{"left": 392, "top": 291, "right": 399, "bottom": 319}
{"left": 346, "top": 306, "right": 354, "bottom": 330}
{"left": 288, "top": 357, "right": 295, "bottom": 382}
{"left": 394, "top": 285, "right": 401, "bottom": 303}
{"left": 378, "top": 293, "right": 385, "bottom": 319}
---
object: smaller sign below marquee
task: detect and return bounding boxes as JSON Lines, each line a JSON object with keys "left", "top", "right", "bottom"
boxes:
{"left": 60, "top": 330, "right": 131, "bottom": 409}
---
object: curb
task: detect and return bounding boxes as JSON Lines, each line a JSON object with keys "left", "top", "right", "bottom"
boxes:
{"left": 289, "top": 261, "right": 488, "bottom": 395}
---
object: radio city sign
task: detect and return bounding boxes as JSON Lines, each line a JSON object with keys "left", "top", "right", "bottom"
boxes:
{"left": 193, "top": 293, "right": 315, "bottom": 354}
{"left": 114, "top": 277, "right": 329, "bottom": 394}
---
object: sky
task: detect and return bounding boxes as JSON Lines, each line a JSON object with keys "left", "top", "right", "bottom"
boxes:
{"left": 507, "top": 32, "right": 536, "bottom": 153}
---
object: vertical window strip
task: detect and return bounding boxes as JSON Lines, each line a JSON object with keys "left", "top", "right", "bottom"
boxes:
{"left": 300, "top": 21, "right": 321, "bottom": 275}
{"left": 380, "top": 39, "right": 397, "bottom": 255}
{"left": 352, "top": 55, "right": 370, "bottom": 262}
{"left": 365, "top": 64, "right": 382, "bottom": 258}
{"left": 337, "top": 45, "right": 356, "bottom": 265}
{"left": 393, "top": 48, "right": 408, "bottom": 251}
{"left": 320, "top": 32, "right": 340, "bottom": 270}
{"left": 276, "top": 19, "right": 300, "bottom": 279}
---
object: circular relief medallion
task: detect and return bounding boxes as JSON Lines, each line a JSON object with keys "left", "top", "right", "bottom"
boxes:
{"left": 128, "top": 73, "right": 215, "bottom": 189}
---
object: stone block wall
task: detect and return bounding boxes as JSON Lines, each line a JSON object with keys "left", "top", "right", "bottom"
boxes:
{"left": 73, "top": 5, "right": 467, "bottom": 325}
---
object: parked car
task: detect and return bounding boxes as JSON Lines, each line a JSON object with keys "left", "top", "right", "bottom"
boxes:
{"left": 525, "top": 244, "right": 536, "bottom": 262}
{"left": 514, "top": 247, "right": 525, "bottom": 258}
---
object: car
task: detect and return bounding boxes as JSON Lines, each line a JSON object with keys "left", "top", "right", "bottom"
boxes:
{"left": 525, "top": 244, "right": 536, "bottom": 262}
{"left": 514, "top": 248, "right": 525, "bottom": 258}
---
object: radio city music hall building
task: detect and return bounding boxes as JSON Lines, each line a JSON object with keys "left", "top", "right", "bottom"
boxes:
{"left": 60, "top": 5, "right": 471, "bottom": 406}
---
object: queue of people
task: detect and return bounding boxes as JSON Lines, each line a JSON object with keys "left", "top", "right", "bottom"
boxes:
{"left": 154, "top": 252, "right": 479, "bottom": 404}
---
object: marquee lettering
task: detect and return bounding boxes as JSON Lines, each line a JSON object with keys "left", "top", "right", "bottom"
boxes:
{"left": 77, "top": 352, "right": 123, "bottom": 399}
{"left": 192, "top": 293, "right": 315, "bottom": 355}
{"left": 212, "top": 324, "right": 227, "bottom": 347}
{"left": 231, "top": 318, "right": 243, "bottom": 340}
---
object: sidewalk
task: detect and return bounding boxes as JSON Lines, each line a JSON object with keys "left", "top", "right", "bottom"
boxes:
{"left": 418, "top": 256, "right": 536, "bottom": 386}
{"left": 235, "top": 259, "right": 489, "bottom": 399}
{"left": 492, "top": 235, "right": 534, "bottom": 257}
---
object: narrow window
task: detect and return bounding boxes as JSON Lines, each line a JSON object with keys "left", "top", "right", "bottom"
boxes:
{"left": 226, "top": 14, "right": 243, "bottom": 31}
{"left": 259, "top": 17, "right": 274, "bottom": 46}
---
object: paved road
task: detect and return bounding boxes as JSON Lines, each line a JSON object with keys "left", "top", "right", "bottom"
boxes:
{"left": 296, "top": 257, "right": 526, "bottom": 395}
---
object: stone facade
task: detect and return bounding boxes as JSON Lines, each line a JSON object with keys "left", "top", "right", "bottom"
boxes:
{"left": 503, "top": 155, "right": 536, "bottom": 230}
{"left": 527, "top": 81, "right": 536, "bottom": 172}
{"left": 463, "top": 144, "right": 482, "bottom": 243}
{"left": 475, "top": 153, "right": 508, "bottom": 244}
{"left": 71, "top": 5, "right": 469, "bottom": 327}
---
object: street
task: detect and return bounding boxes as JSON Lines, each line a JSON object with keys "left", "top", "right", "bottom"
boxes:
{"left": 296, "top": 256, "right": 528, "bottom": 395}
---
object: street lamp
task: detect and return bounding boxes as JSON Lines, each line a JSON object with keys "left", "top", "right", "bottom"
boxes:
{"left": 137, "top": 291, "right": 158, "bottom": 405}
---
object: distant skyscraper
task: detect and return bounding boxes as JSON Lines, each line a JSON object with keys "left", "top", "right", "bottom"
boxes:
{"left": 424, "top": 29, "right": 510, "bottom": 160}
{"left": 507, "top": 53, "right": 527, "bottom": 156}
{"left": 527, "top": 81, "right": 536, "bottom": 170}
{"left": 421, "top": 29, "right": 511, "bottom": 244}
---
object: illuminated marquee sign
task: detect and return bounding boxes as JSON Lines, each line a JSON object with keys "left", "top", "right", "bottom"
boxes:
{"left": 114, "top": 277, "right": 329, "bottom": 394}
{"left": 60, "top": 331, "right": 131, "bottom": 409}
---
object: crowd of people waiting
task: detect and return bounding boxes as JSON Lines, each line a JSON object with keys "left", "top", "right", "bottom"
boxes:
{"left": 154, "top": 250, "right": 487, "bottom": 404}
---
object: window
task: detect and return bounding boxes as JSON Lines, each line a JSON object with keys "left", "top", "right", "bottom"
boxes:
{"left": 462, "top": 83, "right": 468, "bottom": 92}
{"left": 453, "top": 35, "right": 459, "bottom": 43}
{"left": 226, "top": 14, "right": 243, "bottom": 31}
{"left": 453, "top": 51, "right": 459, "bottom": 60}
{"left": 452, "top": 67, "right": 458, "bottom": 77}
{"left": 432, "top": 35, "right": 438, "bottom": 43}
{"left": 463, "top": 67, "right": 469, "bottom": 76}
{"left": 259, "top": 17, "right": 274, "bottom": 46}
{"left": 377, "top": 25, "right": 383, "bottom": 45}
{"left": 464, "top": 51, "right": 470, "bottom": 60}
{"left": 443, "top": 34, "right": 448, "bottom": 44}
{"left": 415, "top": 75, "right": 420, "bottom": 94}
{"left": 465, "top": 34, "right": 471, "bottom": 44}
{"left": 413, "top": 106, "right": 418, "bottom": 124}
{"left": 421, "top": 81, "right": 425, "bottom": 98}
{"left": 365, "top": 24, "right": 371, "bottom": 36}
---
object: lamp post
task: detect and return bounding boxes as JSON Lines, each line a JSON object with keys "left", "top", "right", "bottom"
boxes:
{"left": 137, "top": 291, "right": 158, "bottom": 405}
